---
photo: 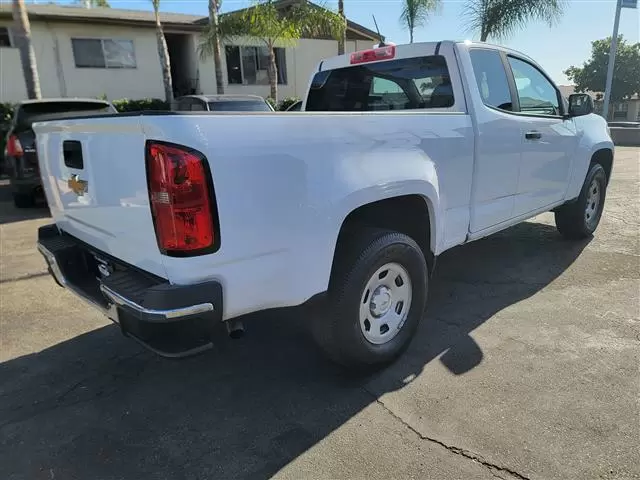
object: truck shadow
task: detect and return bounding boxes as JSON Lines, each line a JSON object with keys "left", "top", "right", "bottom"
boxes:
{"left": 0, "top": 220, "right": 589, "bottom": 480}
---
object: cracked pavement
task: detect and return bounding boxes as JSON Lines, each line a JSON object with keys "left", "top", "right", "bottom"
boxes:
{"left": 1, "top": 148, "right": 639, "bottom": 480}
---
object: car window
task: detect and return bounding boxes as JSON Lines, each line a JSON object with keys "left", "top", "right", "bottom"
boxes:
{"left": 369, "top": 77, "right": 409, "bottom": 110}
{"left": 191, "top": 101, "right": 206, "bottom": 111}
{"left": 174, "top": 98, "right": 192, "bottom": 111}
{"left": 306, "top": 55, "right": 454, "bottom": 111}
{"left": 469, "top": 49, "right": 513, "bottom": 112}
{"left": 507, "top": 56, "right": 560, "bottom": 116}
{"left": 207, "top": 101, "right": 271, "bottom": 112}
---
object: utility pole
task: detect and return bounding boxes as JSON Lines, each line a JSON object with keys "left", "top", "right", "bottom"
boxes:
{"left": 602, "top": 0, "right": 637, "bottom": 120}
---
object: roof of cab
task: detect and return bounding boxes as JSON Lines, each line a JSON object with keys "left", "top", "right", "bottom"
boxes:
{"left": 317, "top": 40, "right": 537, "bottom": 72}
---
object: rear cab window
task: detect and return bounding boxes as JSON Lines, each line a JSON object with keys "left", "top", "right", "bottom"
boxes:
{"left": 306, "top": 55, "right": 455, "bottom": 112}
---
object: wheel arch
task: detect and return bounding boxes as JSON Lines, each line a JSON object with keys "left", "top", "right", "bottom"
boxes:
{"left": 329, "top": 194, "right": 437, "bottom": 282}
{"left": 591, "top": 148, "right": 614, "bottom": 184}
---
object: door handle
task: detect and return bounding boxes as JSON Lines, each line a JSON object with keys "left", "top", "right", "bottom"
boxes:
{"left": 525, "top": 131, "right": 542, "bottom": 140}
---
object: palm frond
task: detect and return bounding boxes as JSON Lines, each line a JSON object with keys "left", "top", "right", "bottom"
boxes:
{"left": 400, "top": 0, "right": 440, "bottom": 30}
{"left": 465, "top": 0, "right": 565, "bottom": 41}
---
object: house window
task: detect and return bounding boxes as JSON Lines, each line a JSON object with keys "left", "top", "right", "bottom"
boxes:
{"left": 0, "top": 27, "right": 12, "bottom": 47}
{"left": 71, "top": 38, "right": 136, "bottom": 68}
{"left": 225, "top": 46, "right": 287, "bottom": 85}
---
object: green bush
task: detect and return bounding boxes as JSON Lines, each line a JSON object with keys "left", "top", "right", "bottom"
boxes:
{"left": 111, "top": 98, "right": 169, "bottom": 112}
{"left": 277, "top": 97, "right": 300, "bottom": 111}
{"left": 0, "top": 103, "right": 15, "bottom": 160}
{"left": 0, "top": 102, "right": 15, "bottom": 126}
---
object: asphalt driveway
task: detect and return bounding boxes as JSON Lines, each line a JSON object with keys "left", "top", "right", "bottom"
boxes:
{"left": 1, "top": 148, "right": 638, "bottom": 480}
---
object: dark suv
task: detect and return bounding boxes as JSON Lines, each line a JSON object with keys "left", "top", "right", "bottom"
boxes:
{"left": 3, "top": 98, "right": 116, "bottom": 208}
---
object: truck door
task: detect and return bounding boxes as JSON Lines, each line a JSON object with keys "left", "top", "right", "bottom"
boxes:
{"left": 503, "top": 55, "right": 577, "bottom": 217}
{"left": 467, "top": 48, "right": 523, "bottom": 233}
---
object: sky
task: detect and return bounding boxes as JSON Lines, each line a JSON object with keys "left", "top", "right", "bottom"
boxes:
{"left": 53, "top": 0, "right": 640, "bottom": 84}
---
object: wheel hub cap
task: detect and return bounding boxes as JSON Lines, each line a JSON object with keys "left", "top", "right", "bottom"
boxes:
{"left": 359, "top": 262, "right": 413, "bottom": 345}
{"left": 370, "top": 286, "right": 392, "bottom": 317}
{"left": 585, "top": 179, "right": 601, "bottom": 228}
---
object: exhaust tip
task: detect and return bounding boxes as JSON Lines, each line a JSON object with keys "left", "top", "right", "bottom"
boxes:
{"left": 226, "top": 319, "right": 244, "bottom": 339}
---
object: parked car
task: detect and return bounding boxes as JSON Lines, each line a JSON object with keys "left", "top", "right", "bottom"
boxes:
{"left": 285, "top": 100, "right": 303, "bottom": 111}
{"left": 3, "top": 98, "right": 116, "bottom": 208}
{"left": 34, "top": 41, "right": 613, "bottom": 369}
{"left": 172, "top": 94, "right": 274, "bottom": 112}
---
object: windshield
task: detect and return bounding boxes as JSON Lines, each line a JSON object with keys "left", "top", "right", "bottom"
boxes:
{"left": 306, "top": 55, "right": 454, "bottom": 112}
{"left": 208, "top": 100, "right": 271, "bottom": 112}
{"left": 16, "top": 102, "right": 115, "bottom": 129}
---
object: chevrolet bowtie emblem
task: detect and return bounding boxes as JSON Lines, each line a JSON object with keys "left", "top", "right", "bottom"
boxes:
{"left": 68, "top": 174, "right": 88, "bottom": 196}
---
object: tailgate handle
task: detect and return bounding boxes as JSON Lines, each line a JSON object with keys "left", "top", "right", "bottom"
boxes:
{"left": 63, "top": 141, "right": 83, "bottom": 169}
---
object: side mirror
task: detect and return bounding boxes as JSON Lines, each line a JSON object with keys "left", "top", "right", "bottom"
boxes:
{"left": 568, "top": 94, "right": 594, "bottom": 117}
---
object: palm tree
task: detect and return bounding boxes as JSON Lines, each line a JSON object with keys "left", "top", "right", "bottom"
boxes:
{"left": 337, "top": 0, "right": 345, "bottom": 55}
{"left": 400, "top": 0, "right": 440, "bottom": 44}
{"left": 201, "top": 0, "right": 345, "bottom": 102}
{"left": 465, "top": 0, "right": 565, "bottom": 42}
{"left": 151, "top": 0, "right": 173, "bottom": 102}
{"left": 200, "top": 0, "right": 226, "bottom": 94}
{"left": 12, "top": 0, "right": 41, "bottom": 99}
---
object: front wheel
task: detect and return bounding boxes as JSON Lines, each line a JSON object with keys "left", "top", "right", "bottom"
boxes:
{"left": 313, "top": 229, "right": 428, "bottom": 370}
{"left": 555, "top": 163, "right": 607, "bottom": 240}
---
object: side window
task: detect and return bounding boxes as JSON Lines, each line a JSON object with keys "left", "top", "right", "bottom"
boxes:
{"left": 306, "top": 55, "right": 454, "bottom": 112}
{"left": 191, "top": 101, "right": 205, "bottom": 111}
{"left": 369, "top": 77, "right": 408, "bottom": 111}
{"left": 507, "top": 57, "right": 560, "bottom": 116}
{"left": 469, "top": 49, "right": 513, "bottom": 111}
{"left": 177, "top": 98, "right": 192, "bottom": 111}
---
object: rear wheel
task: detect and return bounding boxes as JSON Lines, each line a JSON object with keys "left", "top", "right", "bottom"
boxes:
{"left": 555, "top": 163, "right": 607, "bottom": 239}
{"left": 13, "top": 193, "right": 35, "bottom": 209}
{"left": 313, "top": 229, "right": 428, "bottom": 370}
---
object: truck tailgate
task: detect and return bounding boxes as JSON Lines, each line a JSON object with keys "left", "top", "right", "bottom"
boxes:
{"left": 33, "top": 116, "right": 167, "bottom": 279}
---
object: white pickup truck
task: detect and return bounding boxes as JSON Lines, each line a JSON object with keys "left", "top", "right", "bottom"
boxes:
{"left": 35, "top": 41, "right": 613, "bottom": 369}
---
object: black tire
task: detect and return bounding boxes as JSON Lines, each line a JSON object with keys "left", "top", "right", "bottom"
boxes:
{"left": 555, "top": 163, "right": 607, "bottom": 240}
{"left": 13, "top": 193, "right": 35, "bottom": 209}
{"left": 313, "top": 229, "right": 428, "bottom": 370}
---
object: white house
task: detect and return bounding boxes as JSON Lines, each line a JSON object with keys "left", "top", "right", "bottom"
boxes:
{"left": 0, "top": 3, "right": 381, "bottom": 103}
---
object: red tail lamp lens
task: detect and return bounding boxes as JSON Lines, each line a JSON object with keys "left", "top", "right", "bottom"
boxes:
{"left": 146, "top": 142, "right": 215, "bottom": 254}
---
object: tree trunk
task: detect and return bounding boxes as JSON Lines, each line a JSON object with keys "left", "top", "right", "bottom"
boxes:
{"left": 480, "top": 21, "right": 488, "bottom": 41}
{"left": 154, "top": 9, "right": 173, "bottom": 103}
{"left": 209, "top": 0, "right": 225, "bottom": 94}
{"left": 337, "top": 0, "right": 346, "bottom": 55}
{"left": 12, "top": 0, "right": 41, "bottom": 99}
{"left": 268, "top": 46, "right": 278, "bottom": 103}
{"left": 409, "top": 28, "right": 414, "bottom": 44}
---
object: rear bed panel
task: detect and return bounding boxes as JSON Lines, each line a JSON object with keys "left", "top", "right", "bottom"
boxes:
{"left": 34, "top": 117, "right": 168, "bottom": 279}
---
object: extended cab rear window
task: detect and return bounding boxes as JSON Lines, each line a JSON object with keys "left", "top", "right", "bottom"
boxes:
{"left": 306, "top": 55, "right": 454, "bottom": 112}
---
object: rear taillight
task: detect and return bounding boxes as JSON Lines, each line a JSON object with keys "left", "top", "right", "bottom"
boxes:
{"left": 6, "top": 135, "right": 23, "bottom": 157}
{"left": 350, "top": 45, "right": 396, "bottom": 65}
{"left": 146, "top": 141, "right": 218, "bottom": 256}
